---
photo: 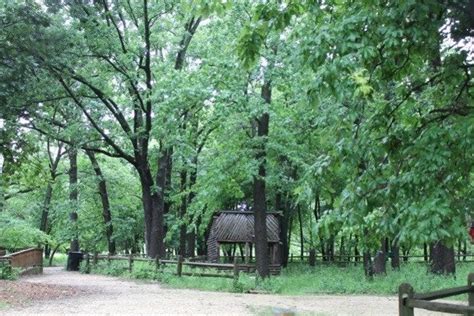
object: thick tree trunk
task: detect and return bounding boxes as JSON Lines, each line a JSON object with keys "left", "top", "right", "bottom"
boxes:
{"left": 253, "top": 79, "right": 271, "bottom": 278}
{"left": 139, "top": 162, "right": 165, "bottom": 259}
{"left": 373, "top": 238, "right": 387, "bottom": 275}
{"left": 68, "top": 148, "right": 80, "bottom": 252}
{"left": 86, "top": 150, "right": 116, "bottom": 255}
{"left": 430, "top": 241, "right": 455, "bottom": 274}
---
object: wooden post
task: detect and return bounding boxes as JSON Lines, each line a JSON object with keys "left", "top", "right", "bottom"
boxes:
{"left": 155, "top": 256, "right": 160, "bottom": 272}
{"left": 93, "top": 252, "right": 98, "bottom": 265}
{"left": 233, "top": 256, "right": 240, "bottom": 288}
{"left": 85, "top": 253, "right": 90, "bottom": 274}
{"left": 399, "top": 283, "right": 414, "bottom": 316}
{"left": 468, "top": 273, "right": 474, "bottom": 316}
{"left": 177, "top": 255, "right": 183, "bottom": 277}
{"left": 39, "top": 249, "right": 44, "bottom": 274}
{"left": 128, "top": 254, "right": 133, "bottom": 273}
{"left": 107, "top": 253, "right": 111, "bottom": 264}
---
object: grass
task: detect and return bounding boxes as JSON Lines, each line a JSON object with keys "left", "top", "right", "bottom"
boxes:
{"left": 257, "top": 263, "right": 472, "bottom": 296}
{"left": 43, "top": 253, "right": 68, "bottom": 268}
{"left": 83, "top": 260, "right": 473, "bottom": 298}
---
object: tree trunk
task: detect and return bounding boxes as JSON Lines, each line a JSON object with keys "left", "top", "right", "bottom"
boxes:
{"left": 276, "top": 192, "right": 289, "bottom": 267}
{"left": 185, "top": 157, "right": 198, "bottom": 258}
{"left": 354, "top": 236, "right": 360, "bottom": 263}
{"left": 139, "top": 161, "right": 165, "bottom": 259}
{"left": 297, "top": 206, "right": 304, "bottom": 261}
{"left": 373, "top": 238, "right": 387, "bottom": 275}
{"left": 309, "top": 249, "right": 316, "bottom": 266}
{"left": 68, "top": 148, "right": 80, "bottom": 252}
{"left": 253, "top": 79, "right": 271, "bottom": 279}
{"left": 85, "top": 150, "right": 116, "bottom": 255}
{"left": 363, "top": 251, "right": 373, "bottom": 278}
{"left": 178, "top": 169, "right": 187, "bottom": 257}
{"left": 430, "top": 241, "right": 455, "bottom": 274}
{"left": 40, "top": 183, "right": 53, "bottom": 233}
{"left": 391, "top": 241, "right": 400, "bottom": 270}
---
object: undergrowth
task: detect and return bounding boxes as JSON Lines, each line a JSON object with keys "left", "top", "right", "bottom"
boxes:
{"left": 0, "top": 262, "right": 18, "bottom": 280}
{"left": 81, "top": 260, "right": 473, "bottom": 298}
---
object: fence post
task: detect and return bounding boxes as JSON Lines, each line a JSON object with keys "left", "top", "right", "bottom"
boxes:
{"left": 233, "top": 256, "right": 240, "bottom": 287}
{"left": 398, "top": 283, "right": 414, "bottom": 316}
{"left": 177, "top": 255, "right": 183, "bottom": 277}
{"left": 155, "top": 256, "right": 160, "bottom": 272}
{"left": 468, "top": 273, "right": 474, "bottom": 316}
{"left": 93, "top": 252, "right": 98, "bottom": 265}
{"left": 85, "top": 253, "right": 90, "bottom": 274}
{"left": 107, "top": 253, "right": 111, "bottom": 265}
{"left": 128, "top": 254, "right": 133, "bottom": 273}
{"left": 39, "top": 249, "right": 44, "bottom": 273}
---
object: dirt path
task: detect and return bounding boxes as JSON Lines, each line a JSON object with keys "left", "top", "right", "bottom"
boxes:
{"left": 1, "top": 267, "right": 452, "bottom": 315}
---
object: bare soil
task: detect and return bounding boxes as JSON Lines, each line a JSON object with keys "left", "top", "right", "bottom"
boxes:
{"left": 0, "top": 267, "right": 454, "bottom": 315}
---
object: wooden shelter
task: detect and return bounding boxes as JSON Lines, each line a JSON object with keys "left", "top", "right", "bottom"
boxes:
{"left": 207, "top": 211, "right": 280, "bottom": 264}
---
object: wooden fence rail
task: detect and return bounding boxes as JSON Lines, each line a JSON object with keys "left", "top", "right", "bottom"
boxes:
{"left": 399, "top": 273, "right": 474, "bottom": 315}
{"left": 288, "top": 253, "right": 474, "bottom": 264}
{"left": 0, "top": 248, "right": 43, "bottom": 275}
{"left": 84, "top": 253, "right": 245, "bottom": 282}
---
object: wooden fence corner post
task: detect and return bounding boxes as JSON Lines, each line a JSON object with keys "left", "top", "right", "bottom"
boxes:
{"left": 128, "top": 254, "right": 133, "bottom": 273}
{"left": 177, "top": 255, "right": 183, "bottom": 277}
{"left": 399, "top": 283, "right": 414, "bottom": 316}
{"left": 233, "top": 256, "right": 240, "bottom": 288}
{"left": 93, "top": 252, "right": 98, "bottom": 265}
{"left": 468, "top": 273, "right": 474, "bottom": 316}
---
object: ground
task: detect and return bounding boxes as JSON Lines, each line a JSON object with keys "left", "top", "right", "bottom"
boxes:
{"left": 0, "top": 267, "right": 457, "bottom": 315}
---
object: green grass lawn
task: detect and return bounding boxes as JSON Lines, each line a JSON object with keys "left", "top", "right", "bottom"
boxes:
{"left": 84, "top": 260, "right": 473, "bottom": 297}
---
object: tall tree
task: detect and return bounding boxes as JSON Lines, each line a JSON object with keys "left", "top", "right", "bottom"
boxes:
{"left": 85, "top": 150, "right": 116, "bottom": 255}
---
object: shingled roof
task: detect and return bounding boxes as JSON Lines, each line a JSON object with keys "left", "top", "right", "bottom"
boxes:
{"left": 209, "top": 211, "right": 280, "bottom": 243}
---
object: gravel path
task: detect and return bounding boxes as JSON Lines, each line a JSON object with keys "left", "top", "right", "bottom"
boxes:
{"left": 1, "top": 267, "right": 453, "bottom": 315}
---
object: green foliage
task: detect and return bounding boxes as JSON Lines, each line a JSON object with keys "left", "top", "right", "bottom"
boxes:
{"left": 0, "top": 262, "right": 18, "bottom": 280}
{"left": 1, "top": 0, "right": 472, "bottom": 278}
{"left": 0, "top": 213, "right": 50, "bottom": 249}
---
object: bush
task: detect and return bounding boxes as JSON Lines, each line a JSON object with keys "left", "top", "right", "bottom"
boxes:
{"left": 0, "top": 213, "right": 51, "bottom": 250}
{"left": 130, "top": 262, "right": 158, "bottom": 280}
{"left": 0, "top": 262, "right": 18, "bottom": 280}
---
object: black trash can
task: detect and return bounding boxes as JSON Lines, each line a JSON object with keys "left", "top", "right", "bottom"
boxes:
{"left": 67, "top": 251, "right": 83, "bottom": 271}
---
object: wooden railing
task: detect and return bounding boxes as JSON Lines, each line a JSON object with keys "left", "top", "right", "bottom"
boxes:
{"left": 0, "top": 248, "right": 43, "bottom": 275}
{"left": 399, "top": 273, "right": 474, "bottom": 315}
{"left": 288, "top": 254, "right": 474, "bottom": 264}
{"left": 84, "top": 253, "right": 281, "bottom": 281}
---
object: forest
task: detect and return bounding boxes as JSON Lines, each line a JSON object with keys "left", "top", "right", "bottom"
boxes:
{"left": 0, "top": 0, "right": 473, "bottom": 286}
